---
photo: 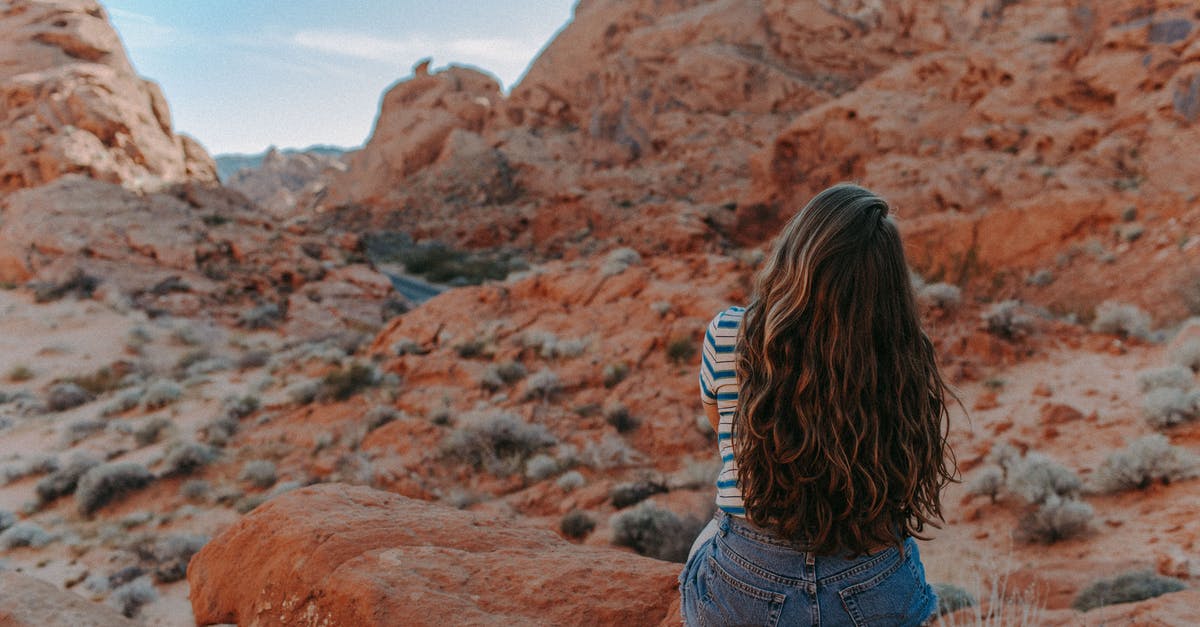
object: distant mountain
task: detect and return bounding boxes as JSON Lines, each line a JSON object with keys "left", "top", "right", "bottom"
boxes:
{"left": 214, "top": 145, "right": 353, "bottom": 182}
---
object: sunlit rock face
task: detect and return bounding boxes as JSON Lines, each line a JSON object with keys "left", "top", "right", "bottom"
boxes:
{"left": 0, "top": 0, "right": 216, "bottom": 194}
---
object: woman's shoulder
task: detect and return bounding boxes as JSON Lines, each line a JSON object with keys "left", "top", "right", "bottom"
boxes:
{"left": 709, "top": 305, "right": 746, "bottom": 327}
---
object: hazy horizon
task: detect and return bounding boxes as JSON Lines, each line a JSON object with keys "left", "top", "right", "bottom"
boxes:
{"left": 105, "top": 0, "right": 577, "bottom": 156}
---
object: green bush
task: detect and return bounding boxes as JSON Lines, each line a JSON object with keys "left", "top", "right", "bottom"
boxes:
{"left": 1072, "top": 571, "right": 1186, "bottom": 612}
{"left": 560, "top": 510, "right": 596, "bottom": 539}
{"left": 440, "top": 412, "right": 556, "bottom": 476}
{"left": 1094, "top": 434, "right": 1199, "bottom": 492}
{"left": 611, "top": 501, "right": 706, "bottom": 563}
{"left": 666, "top": 338, "right": 697, "bottom": 364}
{"left": 318, "top": 363, "right": 378, "bottom": 401}
{"left": 931, "top": 583, "right": 977, "bottom": 616}
{"left": 75, "top": 462, "right": 154, "bottom": 516}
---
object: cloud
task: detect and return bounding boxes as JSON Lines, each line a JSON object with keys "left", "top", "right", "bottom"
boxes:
{"left": 290, "top": 30, "right": 542, "bottom": 88}
{"left": 107, "top": 7, "right": 174, "bottom": 50}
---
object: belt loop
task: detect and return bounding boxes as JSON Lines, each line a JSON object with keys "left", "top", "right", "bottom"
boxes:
{"left": 805, "top": 552, "right": 815, "bottom": 567}
{"left": 718, "top": 512, "right": 731, "bottom": 536}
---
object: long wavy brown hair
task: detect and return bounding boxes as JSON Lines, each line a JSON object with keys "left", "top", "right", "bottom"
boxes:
{"left": 733, "top": 183, "right": 956, "bottom": 556}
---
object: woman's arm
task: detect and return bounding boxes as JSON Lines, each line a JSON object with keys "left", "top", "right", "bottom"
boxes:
{"left": 704, "top": 402, "right": 720, "bottom": 434}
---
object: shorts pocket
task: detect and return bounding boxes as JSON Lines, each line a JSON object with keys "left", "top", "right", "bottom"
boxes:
{"left": 838, "top": 547, "right": 933, "bottom": 627}
{"left": 697, "top": 555, "right": 786, "bottom": 627}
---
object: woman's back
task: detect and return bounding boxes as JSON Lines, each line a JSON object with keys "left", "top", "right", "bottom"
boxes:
{"left": 678, "top": 184, "right": 951, "bottom": 626}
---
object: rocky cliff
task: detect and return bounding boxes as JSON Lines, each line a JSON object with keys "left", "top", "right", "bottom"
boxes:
{"left": 0, "top": 0, "right": 215, "bottom": 193}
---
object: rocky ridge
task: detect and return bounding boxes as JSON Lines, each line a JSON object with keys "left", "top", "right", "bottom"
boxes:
{"left": 0, "top": 0, "right": 215, "bottom": 193}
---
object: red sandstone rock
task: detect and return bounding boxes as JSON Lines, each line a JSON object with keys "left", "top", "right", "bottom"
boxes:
{"left": 0, "top": 0, "right": 215, "bottom": 193}
{"left": 187, "top": 484, "right": 681, "bottom": 627}
{"left": 0, "top": 572, "right": 134, "bottom": 626}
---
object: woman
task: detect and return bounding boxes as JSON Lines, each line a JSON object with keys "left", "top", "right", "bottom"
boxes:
{"left": 679, "top": 184, "right": 955, "bottom": 626}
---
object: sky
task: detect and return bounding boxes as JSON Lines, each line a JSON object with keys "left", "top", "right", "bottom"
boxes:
{"left": 104, "top": 1, "right": 577, "bottom": 156}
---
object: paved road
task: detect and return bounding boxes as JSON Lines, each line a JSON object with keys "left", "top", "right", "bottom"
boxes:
{"left": 378, "top": 264, "right": 446, "bottom": 303}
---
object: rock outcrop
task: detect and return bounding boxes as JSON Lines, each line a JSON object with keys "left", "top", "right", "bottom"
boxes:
{"left": 188, "top": 484, "right": 681, "bottom": 627}
{"left": 0, "top": 571, "right": 135, "bottom": 626}
{"left": 225, "top": 147, "right": 347, "bottom": 218}
{"left": 0, "top": 0, "right": 215, "bottom": 193}
{"left": 0, "top": 176, "right": 399, "bottom": 334}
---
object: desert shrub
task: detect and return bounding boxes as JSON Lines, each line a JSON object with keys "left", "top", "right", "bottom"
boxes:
{"left": 36, "top": 453, "right": 100, "bottom": 504}
{"left": 1014, "top": 495, "right": 1092, "bottom": 544}
{"left": 160, "top": 441, "right": 218, "bottom": 477}
{"left": 480, "top": 361, "right": 526, "bottom": 391}
{"left": 131, "top": 417, "right": 170, "bottom": 447}
{"left": 239, "top": 460, "right": 277, "bottom": 489}
{"left": 0, "top": 522, "right": 52, "bottom": 549}
{"left": 102, "top": 388, "right": 144, "bottom": 417}
{"left": 318, "top": 363, "right": 378, "bottom": 401}
{"left": 62, "top": 419, "right": 105, "bottom": 445}
{"left": 1072, "top": 571, "right": 1186, "bottom": 612}
{"left": 601, "top": 247, "right": 642, "bottom": 276}
{"left": 453, "top": 338, "right": 489, "bottom": 359}
{"left": 75, "top": 462, "right": 154, "bottom": 516}
{"left": 560, "top": 510, "right": 596, "bottom": 539}
{"left": 932, "top": 583, "right": 977, "bottom": 616}
{"left": 45, "top": 382, "right": 93, "bottom": 412}
{"left": 142, "top": 534, "right": 208, "bottom": 583}
{"left": 520, "top": 331, "right": 588, "bottom": 360}
{"left": 580, "top": 435, "right": 645, "bottom": 470}
{"left": 108, "top": 577, "right": 157, "bottom": 618}
{"left": 286, "top": 379, "right": 321, "bottom": 405}
{"left": 392, "top": 338, "right": 426, "bottom": 356}
{"left": 522, "top": 369, "right": 562, "bottom": 401}
{"left": 237, "top": 350, "right": 271, "bottom": 370}
{"left": 6, "top": 365, "right": 33, "bottom": 382}
{"left": 666, "top": 337, "right": 697, "bottom": 364}
{"left": 919, "top": 282, "right": 962, "bottom": 309}
{"left": 1091, "top": 301, "right": 1151, "bottom": 339}
{"left": 669, "top": 458, "right": 722, "bottom": 490}
{"left": 142, "top": 379, "right": 183, "bottom": 410}
{"left": 1136, "top": 366, "right": 1195, "bottom": 393}
{"left": 364, "top": 405, "right": 401, "bottom": 432}
{"left": 966, "top": 466, "right": 1004, "bottom": 503}
{"left": 1142, "top": 387, "right": 1200, "bottom": 428}
{"left": 611, "top": 501, "right": 706, "bottom": 563}
{"left": 220, "top": 395, "right": 258, "bottom": 420}
{"left": 238, "top": 303, "right": 282, "bottom": 329}
{"left": 1170, "top": 339, "right": 1200, "bottom": 373}
{"left": 440, "top": 412, "right": 556, "bottom": 476}
{"left": 524, "top": 454, "right": 560, "bottom": 481}
{"left": 0, "top": 509, "right": 14, "bottom": 533}
{"left": 603, "top": 362, "right": 630, "bottom": 388}
{"left": 650, "top": 301, "right": 673, "bottom": 316}
{"left": 198, "top": 415, "right": 236, "bottom": 446}
{"left": 1005, "top": 453, "right": 1081, "bottom": 504}
{"left": 0, "top": 455, "right": 58, "bottom": 485}
{"left": 986, "top": 442, "right": 1021, "bottom": 471}
{"left": 611, "top": 480, "right": 668, "bottom": 509}
{"left": 234, "top": 493, "right": 268, "bottom": 514}
{"left": 1093, "top": 434, "right": 1199, "bottom": 493}
{"left": 31, "top": 268, "right": 98, "bottom": 302}
{"left": 180, "top": 479, "right": 211, "bottom": 502}
{"left": 981, "top": 300, "right": 1034, "bottom": 339}
{"left": 556, "top": 470, "right": 586, "bottom": 491}
{"left": 604, "top": 402, "right": 640, "bottom": 433}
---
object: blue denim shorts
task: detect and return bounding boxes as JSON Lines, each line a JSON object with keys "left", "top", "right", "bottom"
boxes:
{"left": 678, "top": 510, "right": 937, "bottom": 626}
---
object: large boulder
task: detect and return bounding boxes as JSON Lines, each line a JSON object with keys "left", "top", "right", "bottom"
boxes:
{"left": 0, "top": 0, "right": 215, "bottom": 193}
{"left": 321, "top": 63, "right": 502, "bottom": 209}
{"left": 188, "top": 484, "right": 681, "bottom": 626}
{"left": 0, "top": 571, "right": 135, "bottom": 626}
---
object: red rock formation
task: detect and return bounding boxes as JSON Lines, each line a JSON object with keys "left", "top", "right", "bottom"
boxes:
{"left": 0, "top": 0, "right": 215, "bottom": 192}
{"left": 0, "top": 572, "right": 134, "bottom": 626}
{"left": 224, "top": 147, "right": 347, "bottom": 218}
{"left": 188, "top": 485, "right": 681, "bottom": 627}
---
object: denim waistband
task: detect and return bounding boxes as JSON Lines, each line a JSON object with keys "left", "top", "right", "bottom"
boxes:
{"left": 714, "top": 509, "right": 814, "bottom": 552}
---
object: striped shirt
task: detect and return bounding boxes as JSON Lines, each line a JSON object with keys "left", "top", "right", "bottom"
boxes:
{"left": 699, "top": 305, "right": 746, "bottom": 515}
